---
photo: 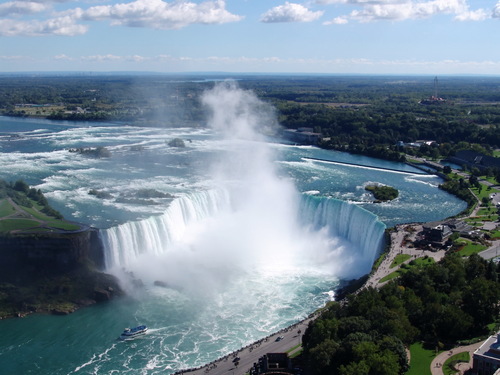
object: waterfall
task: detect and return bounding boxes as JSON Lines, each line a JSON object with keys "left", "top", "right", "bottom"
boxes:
{"left": 100, "top": 189, "right": 386, "bottom": 278}
{"left": 100, "top": 188, "right": 231, "bottom": 269}
{"left": 298, "top": 194, "right": 386, "bottom": 267}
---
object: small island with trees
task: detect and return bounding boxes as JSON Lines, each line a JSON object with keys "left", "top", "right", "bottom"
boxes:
{"left": 365, "top": 184, "right": 399, "bottom": 202}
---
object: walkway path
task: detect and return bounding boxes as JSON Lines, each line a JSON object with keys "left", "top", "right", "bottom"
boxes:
{"left": 176, "top": 318, "right": 315, "bottom": 375}
{"left": 363, "top": 224, "right": 447, "bottom": 289}
{"left": 430, "top": 342, "right": 483, "bottom": 375}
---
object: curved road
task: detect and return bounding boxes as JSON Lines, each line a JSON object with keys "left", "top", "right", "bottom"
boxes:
{"left": 175, "top": 318, "right": 314, "bottom": 375}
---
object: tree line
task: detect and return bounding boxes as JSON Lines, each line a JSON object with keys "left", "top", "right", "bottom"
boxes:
{"left": 301, "top": 253, "right": 500, "bottom": 375}
{"left": 0, "top": 179, "right": 62, "bottom": 219}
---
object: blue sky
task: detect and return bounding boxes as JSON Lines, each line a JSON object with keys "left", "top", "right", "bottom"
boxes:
{"left": 0, "top": 0, "right": 499, "bottom": 74}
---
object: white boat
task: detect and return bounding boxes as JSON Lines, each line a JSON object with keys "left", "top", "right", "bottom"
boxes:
{"left": 119, "top": 325, "right": 148, "bottom": 340}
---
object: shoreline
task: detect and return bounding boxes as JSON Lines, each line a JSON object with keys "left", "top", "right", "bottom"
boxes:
{"left": 175, "top": 215, "right": 499, "bottom": 375}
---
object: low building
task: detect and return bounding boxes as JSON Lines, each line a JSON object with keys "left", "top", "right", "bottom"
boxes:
{"left": 422, "top": 222, "right": 453, "bottom": 243}
{"left": 472, "top": 332, "right": 500, "bottom": 375}
{"left": 449, "top": 150, "right": 500, "bottom": 171}
{"left": 250, "top": 353, "right": 295, "bottom": 375}
{"left": 282, "top": 128, "right": 322, "bottom": 145}
{"left": 446, "top": 219, "right": 472, "bottom": 234}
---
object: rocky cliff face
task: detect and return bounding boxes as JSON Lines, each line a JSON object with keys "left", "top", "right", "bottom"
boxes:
{"left": 0, "top": 229, "right": 104, "bottom": 283}
{"left": 0, "top": 229, "right": 122, "bottom": 318}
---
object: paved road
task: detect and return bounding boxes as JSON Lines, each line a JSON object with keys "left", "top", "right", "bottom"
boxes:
{"left": 480, "top": 244, "right": 500, "bottom": 260}
{"left": 176, "top": 319, "right": 313, "bottom": 375}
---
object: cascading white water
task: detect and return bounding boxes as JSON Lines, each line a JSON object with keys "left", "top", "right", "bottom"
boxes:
{"left": 299, "top": 194, "right": 386, "bottom": 277}
{"left": 100, "top": 80, "right": 387, "bottom": 286}
{"left": 100, "top": 188, "right": 386, "bottom": 280}
{"left": 100, "top": 188, "right": 231, "bottom": 269}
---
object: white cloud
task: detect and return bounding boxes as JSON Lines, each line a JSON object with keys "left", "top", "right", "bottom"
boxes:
{"left": 0, "top": 1, "right": 49, "bottom": 17}
{"left": 0, "top": 0, "right": 242, "bottom": 36}
{"left": 81, "top": 54, "right": 124, "bottom": 61}
{"left": 454, "top": 8, "right": 488, "bottom": 21}
{"left": 260, "top": 2, "right": 324, "bottom": 23}
{"left": 79, "top": 0, "right": 243, "bottom": 29}
{"left": 323, "top": 16, "right": 349, "bottom": 24}
{"left": 0, "top": 16, "right": 88, "bottom": 36}
{"left": 54, "top": 54, "right": 75, "bottom": 60}
{"left": 316, "top": 0, "right": 404, "bottom": 4}
{"left": 321, "top": 0, "right": 490, "bottom": 23}
{"left": 493, "top": 1, "right": 500, "bottom": 18}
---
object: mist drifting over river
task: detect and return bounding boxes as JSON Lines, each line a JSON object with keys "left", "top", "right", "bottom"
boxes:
{"left": 0, "top": 82, "right": 466, "bottom": 374}
{"left": 103, "top": 81, "right": 359, "bottom": 298}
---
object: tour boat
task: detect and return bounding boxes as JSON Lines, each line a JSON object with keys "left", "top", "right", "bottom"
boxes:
{"left": 119, "top": 325, "right": 148, "bottom": 340}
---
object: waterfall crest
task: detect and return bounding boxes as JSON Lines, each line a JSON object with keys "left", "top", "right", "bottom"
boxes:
{"left": 100, "top": 188, "right": 386, "bottom": 278}
{"left": 100, "top": 188, "right": 231, "bottom": 269}
{"left": 299, "top": 194, "right": 386, "bottom": 267}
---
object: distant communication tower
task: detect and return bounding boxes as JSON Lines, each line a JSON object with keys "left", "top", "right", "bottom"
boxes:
{"left": 419, "top": 76, "right": 446, "bottom": 105}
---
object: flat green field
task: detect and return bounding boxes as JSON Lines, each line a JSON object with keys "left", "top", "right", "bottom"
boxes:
{"left": 455, "top": 239, "right": 487, "bottom": 256}
{"left": 0, "top": 198, "right": 80, "bottom": 233}
{"left": 390, "top": 254, "right": 411, "bottom": 268}
{"left": 406, "top": 342, "right": 436, "bottom": 375}
{"left": 0, "top": 199, "right": 15, "bottom": 217}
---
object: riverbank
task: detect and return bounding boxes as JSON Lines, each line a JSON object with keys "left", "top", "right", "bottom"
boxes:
{"left": 179, "top": 215, "right": 499, "bottom": 375}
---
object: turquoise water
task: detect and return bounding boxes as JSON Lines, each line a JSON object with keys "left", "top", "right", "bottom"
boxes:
{"left": 0, "top": 116, "right": 466, "bottom": 374}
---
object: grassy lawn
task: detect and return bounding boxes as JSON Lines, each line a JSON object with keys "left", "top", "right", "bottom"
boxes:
{"left": 380, "top": 271, "right": 400, "bottom": 283}
{"left": 470, "top": 184, "right": 500, "bottom": 201}
{"left": 413, "top": 257, "right": 435, "bottom": 266}
{"left": 0, "top": 199, "right": 81, "bottom": 233}
{"left": 0, "top": 199, "right": 16, "bottom": 217}
{"left": 380, "top": 256, "right": 435, "bottom": 283}
{"left": 23, "top": 204, "right": 56, "bottom": 222}
{"left": 479, "top": 175, "right": 500, "bottom": 185}
{"left": 455, "top": 239, "right": 487, "bottom": 256}
{"left": 476, "top": 207, "right": 498, "bottom": 216}
{"left": 406, "top": 342, "right": 436, "bottom": 375}
{"left": 443, "top": 352, "right": 470, "bottom": 375}
{"left": 372, "top": 251, "right": 387, "bottom": 270}
{"left": 0, "top": 218, "right": 40, "bottom": 232}
{"left": 46, "top": 219, "right": 80, "bottom": 231}
{"left": 391, "top": 254, "right": 411, "bottom": 268}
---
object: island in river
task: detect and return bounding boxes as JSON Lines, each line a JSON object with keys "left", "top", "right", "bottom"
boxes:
{"left": 365, "top": 184, "right": 399, "bottom": 202}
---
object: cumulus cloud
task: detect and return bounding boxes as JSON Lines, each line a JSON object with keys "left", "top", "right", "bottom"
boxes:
{"left": 321, "top": 0, "right": 490, "bottom": 23}
{"left": 493, "top": 1, "right": 500, "bottom": 18}
{"left": 323, "top": 16, "right": 348, "bottom": 24}
{"left": 79, "top": 0, "right": 243, "bottom": 29}
{"left": 454, "top": 8, "right": 488, "bottom": 21}
{"left": 0, "top": 1, "right": 49, "bottom": 17}
{"left": 260, "top": 2, "right": 324, "bottom": 23}
{"left": 0, "top": 16, "right": 88, "bottom": 36}
{"left": 0, "top": 0, "right": 242, "bottom": 36}
{"left": 317, "top": 0, "right": 404, "bottom": 4}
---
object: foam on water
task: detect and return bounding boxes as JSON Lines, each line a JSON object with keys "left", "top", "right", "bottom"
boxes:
{"left": 0, "top": 108, "right": 468, "bottom": 374}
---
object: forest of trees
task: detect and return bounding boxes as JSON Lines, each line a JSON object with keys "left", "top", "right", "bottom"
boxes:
{"left": 302, "top": 254, "right": 500, "bottom": 375}
{"left": 1, "top": 74, "right": 499, "bottom": 164}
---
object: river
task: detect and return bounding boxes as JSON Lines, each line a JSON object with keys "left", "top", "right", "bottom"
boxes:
{"left": 0, "top": 105, "right": 465, "bottom": 375}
